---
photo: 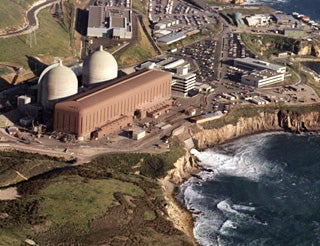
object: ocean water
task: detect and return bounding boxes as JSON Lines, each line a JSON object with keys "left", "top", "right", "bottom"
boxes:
{"left": 178, "top": 133, "right": 320, "bottom": 245}
{"left": 243, "top": 0, "right": 320, "bottom": 22}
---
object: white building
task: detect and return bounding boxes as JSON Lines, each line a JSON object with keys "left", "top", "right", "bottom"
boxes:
{"left": 241, "top": 69, "right": 285, "bottom": 87}
{"left": 234, "top": 57, "right": 286, "bottom": 74}
{"left": 154, "top": 19, "right": 179, "bottom": 30}
{"left": 245, "top": 14, "right": 271, "bottom": 27}
{"left": 172, "top": 65, "right": 196, "bottom": 97}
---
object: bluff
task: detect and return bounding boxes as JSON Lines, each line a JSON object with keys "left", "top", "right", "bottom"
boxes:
{"left": 190, "top": 106, "right": 320, "bottom": 149}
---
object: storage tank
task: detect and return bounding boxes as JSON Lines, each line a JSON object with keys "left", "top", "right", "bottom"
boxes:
{"left": 82, "top": 45, "right": 118, "bottom": 86}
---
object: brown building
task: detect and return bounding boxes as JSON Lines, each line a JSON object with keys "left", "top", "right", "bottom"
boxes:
{"left": 54, "top": 69, "right": 172, "bottom": 140}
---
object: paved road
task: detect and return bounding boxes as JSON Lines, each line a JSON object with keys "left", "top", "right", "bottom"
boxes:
{"left": 0, "top": 0, "right": 58, "bottom": 38}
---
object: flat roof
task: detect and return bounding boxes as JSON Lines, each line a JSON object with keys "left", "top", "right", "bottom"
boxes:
{"left": 157, "top": 32, "right": 186, "bottom": 44}
{"left": 242, "top": 69, "right": 282, "bottom": 80}
{"left": 235, "top": 57, "right": 285, "bottom": 71}
{"left": 88, "top": 6, "right": 105, "bottom": 28}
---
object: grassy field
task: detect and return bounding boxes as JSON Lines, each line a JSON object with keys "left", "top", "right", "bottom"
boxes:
{"left": 0, "top": 137, "right": 191, "bottom": 245}
{"left": 0, "top": 8, "right": 74, "bottom": 75}
{"left": 0, "top": 0, "right": 37, "bottom": 31}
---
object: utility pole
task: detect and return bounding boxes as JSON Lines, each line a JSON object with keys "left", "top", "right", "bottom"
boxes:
{"left": 26, "top": 28, "right": 37, "bottom": 48}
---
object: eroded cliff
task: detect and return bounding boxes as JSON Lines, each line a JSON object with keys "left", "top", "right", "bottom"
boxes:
{"left": 191, "top": 107, "right": 320, "bottom": 149}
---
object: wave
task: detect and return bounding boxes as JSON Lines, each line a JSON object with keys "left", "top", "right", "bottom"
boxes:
{"left": 243, "top": 0, "right": 289, "bottom": 5}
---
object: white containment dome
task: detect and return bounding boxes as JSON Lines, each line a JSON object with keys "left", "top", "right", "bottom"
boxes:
{"left": 82, "top": 45, "right": 118, "bottom": 85}
{"left": 38, "top": 60, "right": 78, "bottom": 109}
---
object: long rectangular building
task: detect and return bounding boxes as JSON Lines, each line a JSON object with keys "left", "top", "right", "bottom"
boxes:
{"left": 234, "top": 57, "right": 286, "bottom": 74}
{"left": 54, "top": 69, "right": 172, "bottom": 140}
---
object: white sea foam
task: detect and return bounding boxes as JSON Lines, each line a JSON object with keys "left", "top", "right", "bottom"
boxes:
{"left": 183, "top": 133, "right": 279, "bottom": 245}
{"left": 243, "top": 0, "right": 289, "bottom": 5}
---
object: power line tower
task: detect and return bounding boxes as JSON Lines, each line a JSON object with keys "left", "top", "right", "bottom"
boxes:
{"left": 26, "top": 28, "right": 37, "bottom": 48}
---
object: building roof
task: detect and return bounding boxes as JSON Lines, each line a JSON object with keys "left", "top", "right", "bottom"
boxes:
{"left": 242, "top": 69, "right": 281, "bottom": 81}
{"left": 88, "top": 6, "right": 105, "bottom": 28}
{"left": 157, "top": 32, "right": 186, "bottom": 44}
{"left": 234, "top": 57, "right": 285, "bottom": 72}
{"left": 55, "top": 69, "right": 171, "bottom": 112}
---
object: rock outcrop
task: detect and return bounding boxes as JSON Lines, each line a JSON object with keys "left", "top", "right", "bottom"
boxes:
{"left": 159, "top": 150, "right": 199, "bottom": 244}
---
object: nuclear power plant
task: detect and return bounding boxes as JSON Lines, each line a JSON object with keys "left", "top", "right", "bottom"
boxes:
{"left": 32, "top": 46, "right": 172, "bottom": 140}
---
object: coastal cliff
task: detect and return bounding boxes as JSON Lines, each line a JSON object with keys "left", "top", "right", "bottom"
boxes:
{"left": 161, "top": 105, "right": 320, "bottom": 244}
{"left": 192, "top": 107, "right": 320, "bottom": 149}
{"left": 159, "top": 149, "right": 199, "bottom": 244}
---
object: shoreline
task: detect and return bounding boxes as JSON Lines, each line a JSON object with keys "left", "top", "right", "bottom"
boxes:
{"left": 164, "top": 127, "right": 320, "bottom": 244}
{"left": 159, "top": 149, "right": 203, "bottom": 245}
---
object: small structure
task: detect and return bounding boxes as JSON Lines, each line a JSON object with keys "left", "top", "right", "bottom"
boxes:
{"left": 133, "top": 130, "right": 146, "bottom": 140}
{"left": 190, "top": 111, "right": 223, "bottom": 124}
{"left": 283, "top": 28, "right": 305, "bottom": 38}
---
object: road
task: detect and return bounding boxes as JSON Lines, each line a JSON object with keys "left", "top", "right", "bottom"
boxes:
{"left": 0, "top": 0, "right": 59, "bottom": 38}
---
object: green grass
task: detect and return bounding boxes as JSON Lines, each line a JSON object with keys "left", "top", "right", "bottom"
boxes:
{"left": 38, "top": 175, "right": 144, "bottom": 227}
{"left": 0, "top": 0, "right": 37, "bottom": 31}
{"left": 0, "top": 151, "right": 72, "bottom": 187}
{"left": 0, "top": 137, "right": 188, "bottom": 245}
{"left": 0, "top": 8, "right": 73, "bottom": 73}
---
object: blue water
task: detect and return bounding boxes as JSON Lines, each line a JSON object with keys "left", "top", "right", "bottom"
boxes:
{"left": 179, "top": 133, "right": 320, "bottom": 245}
{"left": 245, "top": 0, "right": 320, "bottom": 22}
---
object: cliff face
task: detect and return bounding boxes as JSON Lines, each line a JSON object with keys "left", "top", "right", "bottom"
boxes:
{"left": 192, "top": 109, "right": 320, "bottom": 149}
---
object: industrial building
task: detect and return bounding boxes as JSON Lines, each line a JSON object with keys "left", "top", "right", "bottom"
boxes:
{"left": 241, "top": 69, "right": 285, "bottom": 87}
{"left": 136, "top": 58, "right": 196, "bottom": 97}
{"left": 53, "top": 69, "right": 172, "bottom": 140}
{"left": 154, "top": 19, "right": 179, "bottom": 30}
{"left": 157, "top": 32, "right": 187, "bottom": 45}
{"left": 234, "top": 57, "right": 286, "bottom": 74}
{"left": 87, "top": 6, "right": 132, "bottom": 39}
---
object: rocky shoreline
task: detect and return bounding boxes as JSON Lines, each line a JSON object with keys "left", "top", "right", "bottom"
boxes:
{"left": 162, "top": 106, "right": 320, "bottom": 244}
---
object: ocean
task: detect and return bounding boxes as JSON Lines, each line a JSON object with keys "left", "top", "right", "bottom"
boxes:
{"left": 178, "top": 133, "right": 320, "bottom": 245}
{"left": 244, "top": 0, "right": 320, "bottom": 22}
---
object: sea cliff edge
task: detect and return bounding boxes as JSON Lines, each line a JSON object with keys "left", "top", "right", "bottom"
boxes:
{"left": 161, "top": 105, "right": 320, "bottom": 244}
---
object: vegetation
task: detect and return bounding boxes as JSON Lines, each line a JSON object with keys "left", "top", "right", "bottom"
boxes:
{"left": 0, "top": 0, "right": 37, "bottom": 31}
{"left": 0, "top": 9, "right": 73, "bottom": 74}
{"left": 202, "top": 103, "right": 320, "bottom": 129}
{"left": 132, "top": 0, "right": 148, "bottom": 15}
{"left": 117, "top": 17, "right": 157, "bottom": 67}
{"left": 0, "top": 137, "right": 190, "bottom": 245}
{"left": 220, "top": 5, "right": 276, "bottom": 18}
{"left": 241, "top": 32, "right": 300, "bottom": 59}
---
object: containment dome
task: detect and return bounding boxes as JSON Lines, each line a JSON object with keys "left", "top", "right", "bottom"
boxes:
{"left": 82, "top": 45, "right": 118, "bottom": 85}
{"left": 38, "top": 60, "right": 78, "bottom": 109}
